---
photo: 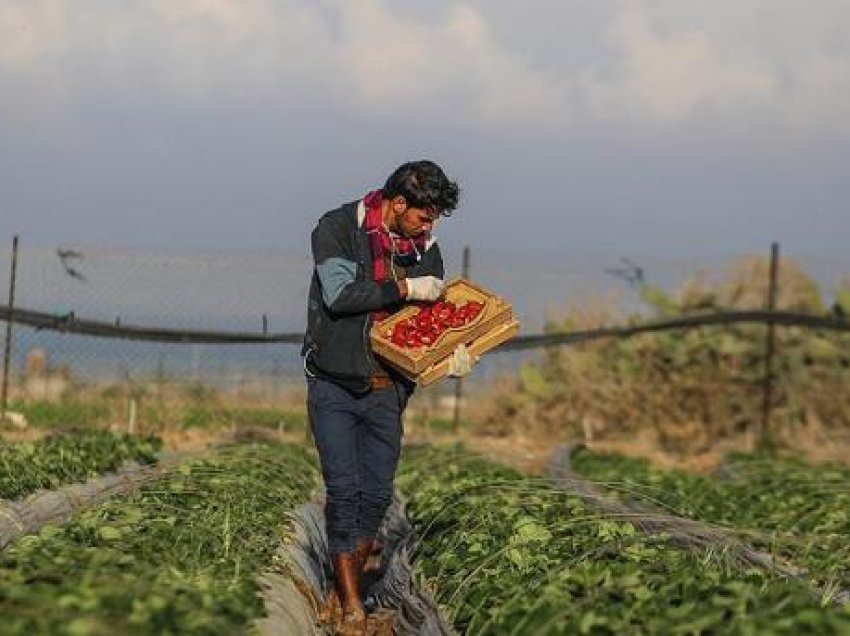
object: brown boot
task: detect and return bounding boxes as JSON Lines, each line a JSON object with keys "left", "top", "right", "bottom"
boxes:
{"left": 317, "top": 588, "right": 341, "bottom": 626}
{"left": 355, "top": 537, "right": 384, "bottom": 575}
{"left": 354, "top": 537, "right": 372, "bottom": 574}
{"left": 332, "top": 551, "right": 367, "bottom": 634}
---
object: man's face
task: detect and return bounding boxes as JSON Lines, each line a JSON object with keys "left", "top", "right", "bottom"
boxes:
{"left": 391, "top": 196, "right": 440, "bottom": 239}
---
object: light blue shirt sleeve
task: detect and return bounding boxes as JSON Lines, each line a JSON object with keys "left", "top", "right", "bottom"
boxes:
{"left": 316, "top": 257, "right": 357, "bottom": 307}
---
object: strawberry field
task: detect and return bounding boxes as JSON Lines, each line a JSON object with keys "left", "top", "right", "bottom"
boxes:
{"left": 397, "top": 446, "right": 850, "bottom": 635}
{"left": 1, "top": 429, "right": 849, "bottom": 634}
{"left": 569, "top": 448, "right": 850, "bottom": 604}
{"left": 0, "top": 431, "right": 161, "bottom": 499}
{"left": 0, "top": 435, "right": 316, "bottom": 634}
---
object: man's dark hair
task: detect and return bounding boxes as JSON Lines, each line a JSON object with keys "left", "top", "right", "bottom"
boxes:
{"left": 383, "top": 160, "right": 460, "bottom": 217}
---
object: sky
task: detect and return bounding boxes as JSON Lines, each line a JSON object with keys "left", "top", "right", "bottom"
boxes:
{"left": 1, "top": 0, "right": 849, "bottom": 264}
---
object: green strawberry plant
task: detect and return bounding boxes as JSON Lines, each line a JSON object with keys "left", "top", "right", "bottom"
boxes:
{"left": 571, "top": 449, "right": 850, "bottom": 603}
{"left": 0, "top": 442, "right": 316, "bottom": 634}
{"left": 398, "top": 445, "right": 850, "bottom": 635}
{"left": 0, "top": 431, "right": 161, "bottom": 500}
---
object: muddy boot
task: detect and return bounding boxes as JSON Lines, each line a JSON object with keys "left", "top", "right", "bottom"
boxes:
{"left": 354, "top": 537, "right": 373, "bottom": 575}
{"left": 355, "top": 537, "right": 384, "bottom": 575}
{"left": 332, "top": 551, "right": 367, "bottom": 635}
{"left": 317, "top": 588, "right": 341, "bottom": 626}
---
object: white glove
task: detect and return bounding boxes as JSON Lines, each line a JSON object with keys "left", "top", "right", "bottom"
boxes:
{"left": 406, "top": 276, "right": 445, "bottom": 302}
{"left": 448, "top": 344, "right": 477, "bottom": 378}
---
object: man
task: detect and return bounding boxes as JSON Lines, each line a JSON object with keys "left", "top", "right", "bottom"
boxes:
{"left": 302, "top": 160, "right": 467, "bottom": 631}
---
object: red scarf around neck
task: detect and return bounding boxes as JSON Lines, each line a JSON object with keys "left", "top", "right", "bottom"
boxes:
{"left": 364, "top": 189, "right": 426, "bottom": 284}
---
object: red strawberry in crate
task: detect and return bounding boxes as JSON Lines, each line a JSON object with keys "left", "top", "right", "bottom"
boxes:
{"left": 383, "top": 296, "right": 487, "bottom": 350}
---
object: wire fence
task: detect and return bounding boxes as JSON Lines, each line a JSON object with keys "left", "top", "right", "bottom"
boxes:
{"left": 1, "top": 237, "right": 849, "bottom": 439}
{"left": 0, "top": 243, "right": 314, "bottom": 432}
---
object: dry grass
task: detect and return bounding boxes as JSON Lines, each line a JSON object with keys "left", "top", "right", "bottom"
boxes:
{"left": 456, "top": 255, "right": 850, "bottom": 469}
{"left": 405, "top": 419, "right": 850, "bottom": 477}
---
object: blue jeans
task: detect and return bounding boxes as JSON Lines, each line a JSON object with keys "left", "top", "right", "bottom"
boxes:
{"left": 307, "top": 377, "right": 410, "bottom": 554}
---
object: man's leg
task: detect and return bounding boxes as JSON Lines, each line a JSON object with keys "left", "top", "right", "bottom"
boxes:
{"left": 358, "top": 384, "right": 406, "bottom": 546}
{"left": 308, "top": 378, "right": 361, "bottom": 553}
{"left": 307, "top": 378, "right": 366, "bottom": 629}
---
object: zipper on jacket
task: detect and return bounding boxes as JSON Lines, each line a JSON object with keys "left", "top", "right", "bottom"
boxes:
{"left": 356, "top": 221, "right": 377, "bottom": 392}
{"left": 362, "top": 312, "right": 377, "bottom": 385}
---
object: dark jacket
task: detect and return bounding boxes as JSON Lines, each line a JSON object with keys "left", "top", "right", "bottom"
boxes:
{"left": 302, "top": 200, "right": 444, "bottom": 393}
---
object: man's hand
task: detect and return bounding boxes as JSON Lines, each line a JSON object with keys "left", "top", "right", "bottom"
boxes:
{"left": 448, "top": 344, "right": 477, "bottom": 377}
{"left": 405, "top": 276, "right": 445, "bottom": 302}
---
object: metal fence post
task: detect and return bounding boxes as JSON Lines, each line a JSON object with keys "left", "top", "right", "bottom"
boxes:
{"left": 1, "top": 235, "right": 20, "bottom": 420}
{"left": 759, "top": 242, "right": 780, "bottom": 450}
{"left": 452, "top": 246, "right": 471, "bottom": 433}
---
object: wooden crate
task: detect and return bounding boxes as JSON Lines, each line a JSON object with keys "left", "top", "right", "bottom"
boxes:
{"left": 370, "top": 277, "right": 517, "bottom": 384}
{"left": 415, "top": 318, "right": 520, "bottom": 386}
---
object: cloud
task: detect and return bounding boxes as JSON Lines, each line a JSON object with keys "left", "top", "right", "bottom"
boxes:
{"left": 334, "top": 2, "right": 569, "bottom": 125}
{"left": 0, "top": 0, "right": 69, "bottom": 71}
{"left": 582, "top": 1, "right": 779, "bottom": 123}
{"left": 0, "top": 0, "right": 565, "bottom": 127}
{"left": 577, "top": 0, "right": 850, "bottom": 133}
{"left": 0, "top": 0, "right": 848, "bottom": 134}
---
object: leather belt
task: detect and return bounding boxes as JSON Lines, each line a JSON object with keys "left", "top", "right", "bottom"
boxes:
{"left": 369, "top": 375, "right": 394, "bottom": 390}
